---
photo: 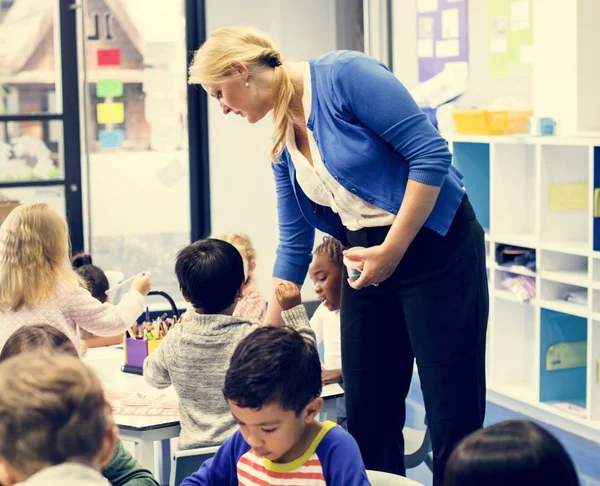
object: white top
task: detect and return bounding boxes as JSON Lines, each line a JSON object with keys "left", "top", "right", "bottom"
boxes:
{"left": 310, "top": 303, "right": 342, "bottom": 370}
{"left": 0, "top": 283, "right": 145, "bottom": 353}
{"left": 18, "top": 463, "right": 108, "bottom": 485}
{"left": 286, "top": 63, "right": 395, "bottom": 231}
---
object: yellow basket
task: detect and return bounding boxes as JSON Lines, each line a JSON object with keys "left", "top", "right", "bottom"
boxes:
{"left": 453, "top": 110, "right": 533, "bottom": 135}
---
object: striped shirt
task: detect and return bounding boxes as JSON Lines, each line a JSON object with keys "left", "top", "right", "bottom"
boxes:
{"left": 181, "top": 421, "right": 371, "bottom": 486}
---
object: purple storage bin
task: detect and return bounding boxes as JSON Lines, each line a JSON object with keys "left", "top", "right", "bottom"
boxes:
{"left": 126, "top": 338, "right": 148, "bottom": 368}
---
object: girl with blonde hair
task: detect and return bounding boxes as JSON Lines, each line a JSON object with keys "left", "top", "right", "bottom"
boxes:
{"left": 0, "top": 203, "right": 151, "bottom": 353}
{"left": 213, "top": 231, "right": 265, "bottom": 324}
{"left": 189, "top": 26, "right": 488, "bottom": 485}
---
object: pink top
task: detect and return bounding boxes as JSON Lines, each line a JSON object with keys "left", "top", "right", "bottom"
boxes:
{"left": 0, "top": 282, "right": 145, "bottom": 353}
{"left": 233, "top": 281, "right": 266, "bottom": 325}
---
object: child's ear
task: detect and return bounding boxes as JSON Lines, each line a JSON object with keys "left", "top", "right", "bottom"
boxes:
{"left": 303, "top": 397, "right": 324, "bottom": 423}
{"left": 248, "top": 259, "right": 257, "bottom": 276}
{"left": 98, "top": 423, "right": 118, "bottom": 469}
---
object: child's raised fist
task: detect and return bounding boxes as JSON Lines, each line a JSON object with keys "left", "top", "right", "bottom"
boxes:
{"left": 275, "top": 281, "right": 302, "bottom": 311}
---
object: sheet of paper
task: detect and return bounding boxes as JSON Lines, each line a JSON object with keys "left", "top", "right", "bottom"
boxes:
{"left": 510, "top": 0, "right": 530, "bottom": 31}
{"left": 441, "top": 8, "right": 459, "bottom": 39}
{"left": 417, "top": 0, "right": 438, "bottom": 13}
{"left": 490, "top": 38, "right": 508, "bottom": 53}
{"left": 143, "top": 41, "right": 176, "bottom": 66}
{"left": 435, "top": 39, "right": 459, "bottom": 58}
{"left": 150, "top": 123, "right": 182, "bottom": 151}
{"left": 143, "top": 68, "right": 176, "bottom": 94}
{"left": 144, "top": 97, "right": 179, "bottom": 123}
{"left": 409, "top": 62, "right": 467, "bottom": 108}
{"left": 520, "top": 44, "right": 533, "bottom": 63}
{"left": 97, "top": 103, "right": 125, "bottom": 124}
{"left": 418, "top": 17, "right": 434, "bottom": 39}
{"left": 417, "top": 39, "right": 434, "bottom": 58}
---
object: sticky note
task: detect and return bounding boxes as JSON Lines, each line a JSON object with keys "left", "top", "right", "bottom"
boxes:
{"left": 96, "top": 79, "right": 123, "bottom": 98}
{"left": 143, "top": 41, "right": 176, "bottom": 66}
{"left": 548, "top": 183, "right": 588, "bottom": 211}
{"left": 145, "top": 97, "right": 178, "bottom": 123}
{"left": 97, "top": 102, "right": 125, "bottom": 124}
{"left": 99, "top": 129, "right": 125, "bottom": 149}
{"left": 143, "top": 68, "right": 175, "bottom": 94}
{"left": 97, "top": 48, "right": 121, "bottom": 66}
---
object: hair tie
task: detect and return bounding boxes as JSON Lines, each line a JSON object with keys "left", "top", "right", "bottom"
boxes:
{"left": 268, "top": 57, "right": 282, "bottom": 68}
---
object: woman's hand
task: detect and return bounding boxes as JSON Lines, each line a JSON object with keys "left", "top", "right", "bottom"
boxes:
{"left": 344, "top": 243, "right": 405, "bottom": 290}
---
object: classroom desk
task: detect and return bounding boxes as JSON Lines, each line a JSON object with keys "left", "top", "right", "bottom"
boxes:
{"left": 84, "top": 346, "right": 344, "bottom": 485}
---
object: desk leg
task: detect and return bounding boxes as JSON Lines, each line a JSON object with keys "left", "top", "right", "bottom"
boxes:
{"left": 134, "top": 440, "right": 156, "bottom": 476}
{"left": 158, "top": 439, "right": 172, "bottom": 486}
{"left": 321, "top": 399, "right": 337, "bottom": 423}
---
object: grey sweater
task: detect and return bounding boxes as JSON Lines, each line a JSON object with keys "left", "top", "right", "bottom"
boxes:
{"left": 143, "top": 305, "right": 315, "bottom": 450}
{"left": 20, "top": 464, "right": 108, "bottom": 485}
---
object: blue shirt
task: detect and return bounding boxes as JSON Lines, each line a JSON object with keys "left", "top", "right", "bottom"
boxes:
{"left": 181, "top": 422, "right": 370, "bottom": 486}
{"left": 273, "top": 51, "right": 465, "bottom": 284}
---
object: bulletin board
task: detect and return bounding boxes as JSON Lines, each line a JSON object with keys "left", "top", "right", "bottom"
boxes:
{"left": 488, "top": 0, "right": 533, "bottom": 78}
{"left": 415, "top": 0, "right": 469, "bottom": 82}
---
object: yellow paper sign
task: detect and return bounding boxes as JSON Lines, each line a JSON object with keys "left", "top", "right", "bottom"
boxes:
{"left": 548, "top": 183, "right": 588, "bottom": 211}
{"left": 97, "top": 102, "right": 125, "bottom": 124}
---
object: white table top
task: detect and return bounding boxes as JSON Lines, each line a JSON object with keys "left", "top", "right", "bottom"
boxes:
{"left": 84, "top": 346, "right": 344, "bottom": 432}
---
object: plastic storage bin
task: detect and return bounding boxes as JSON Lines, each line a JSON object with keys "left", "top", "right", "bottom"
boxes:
{"left": 453, "top": 109, "right": 533, "bottom": 135}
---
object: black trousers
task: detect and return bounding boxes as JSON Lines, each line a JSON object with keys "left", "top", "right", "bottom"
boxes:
{"left": 341, "top": 196, "right": 488, "bottom": 486}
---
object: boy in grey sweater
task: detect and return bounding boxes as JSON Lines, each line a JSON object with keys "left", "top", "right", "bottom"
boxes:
{"left": 144, "top": 238, "right": 314, "bottom": 450}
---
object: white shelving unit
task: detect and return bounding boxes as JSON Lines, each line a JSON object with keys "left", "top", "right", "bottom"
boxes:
{"left": 448, "top": 134, "right": 600, "bottom": 443}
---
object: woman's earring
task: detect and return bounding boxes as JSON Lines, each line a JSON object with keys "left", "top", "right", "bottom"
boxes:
{"left": 245, "top": 82, "right": 250, "bottom": 88}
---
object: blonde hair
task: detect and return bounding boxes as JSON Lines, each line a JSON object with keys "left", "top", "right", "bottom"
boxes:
{"left": 188, "top": 26, "right": 296, "bottom": 161}
{"left": 0, "top": 203, "right": 82, "bottom": 311}
{"left": 0, "top": 352, "right": 112, "bottom": 476}
{"left": 213, "top": 231, "right": 257, "bottom": 269}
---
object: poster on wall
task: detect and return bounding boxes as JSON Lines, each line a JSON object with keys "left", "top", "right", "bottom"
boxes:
{"left": 416, "top": 0, "right": 469, "bottom": 82}
{"left": 488, "top": 0, "right": 533, "bottom": 78}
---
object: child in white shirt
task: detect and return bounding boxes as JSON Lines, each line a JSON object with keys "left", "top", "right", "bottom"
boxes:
{"left": 308, "top": 236, "right": 346, "bottom": 425}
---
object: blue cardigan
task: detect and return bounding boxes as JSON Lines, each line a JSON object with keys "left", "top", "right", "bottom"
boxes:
{"left": 272, "top": 51, "right": 465, "bottom": 284}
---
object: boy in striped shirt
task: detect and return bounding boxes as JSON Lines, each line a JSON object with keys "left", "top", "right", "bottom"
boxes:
{"left": 181, "top": 284, "right": 371, "bottom": 486}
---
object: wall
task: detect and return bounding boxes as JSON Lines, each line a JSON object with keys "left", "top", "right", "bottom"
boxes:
{"left": 205, "top": 0, "right": 340, "bottom": 301}
{"left": 392, "top": 0, "right": 533, "bottom": 109}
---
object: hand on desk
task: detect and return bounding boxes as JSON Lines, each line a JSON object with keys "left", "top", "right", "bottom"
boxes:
{"left": 322, "top": 368, "right": 342, "bottom": 385}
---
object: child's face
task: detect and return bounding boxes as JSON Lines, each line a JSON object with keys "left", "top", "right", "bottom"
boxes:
{"left": 229, "top": 398, "right": 323, "bottom": 463}
{"left": 308, "top": 253, "right": 342, "bottom": 312}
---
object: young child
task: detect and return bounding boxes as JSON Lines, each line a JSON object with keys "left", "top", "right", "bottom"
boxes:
{"left": 0, "top": 324, "right": 160, "bottom": 486}
{"left": 0, "top": 203, "right": 151, "bottom": 353}
{"left": 72, "top": 253, "right": 110, "bottom": 303}
{"left": 213, "top": 232, "right": 266, "bottom": 324}
{"left": 180, "top": 311, "right": 370, "bottom": 485}
{"left": 72, "top": 253, "right": 124, "bottom": 347}
{"left": 308, "top": 237, "right": 343, "bottom": 385}
{"left": 144, "top": 238, "right": 315, "bottom": 450}
{"left": 444, "top": 420, "right": 580, "bottom": 486}
{"left": 0, "top": 352, "right": 117, "bottom": 485}
{"left": 308, "top": 236, "right": 346, "bottom": 425}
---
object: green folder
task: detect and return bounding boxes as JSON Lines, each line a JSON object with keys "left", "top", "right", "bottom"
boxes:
{"left": 546, "top": 341, "right": 587, "bottom": 371}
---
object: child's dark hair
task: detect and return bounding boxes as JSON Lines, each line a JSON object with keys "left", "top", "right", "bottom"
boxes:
{"left": 223, "top": 326, "right": 322, "bottom": 415}
{"left": 313, "top": 236, "right": 344, "bottom": 266}
{"left": 175, "top": 238, "right": 244, "bottom": 314}
{"left": 72, "top": 253, "right": 109, "bottom": 303}
{"left": 444, "top": 420, "right": 579, "bottom": 486}
{"left": 0, "top": 325, "right": 78, "bottom": 362}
